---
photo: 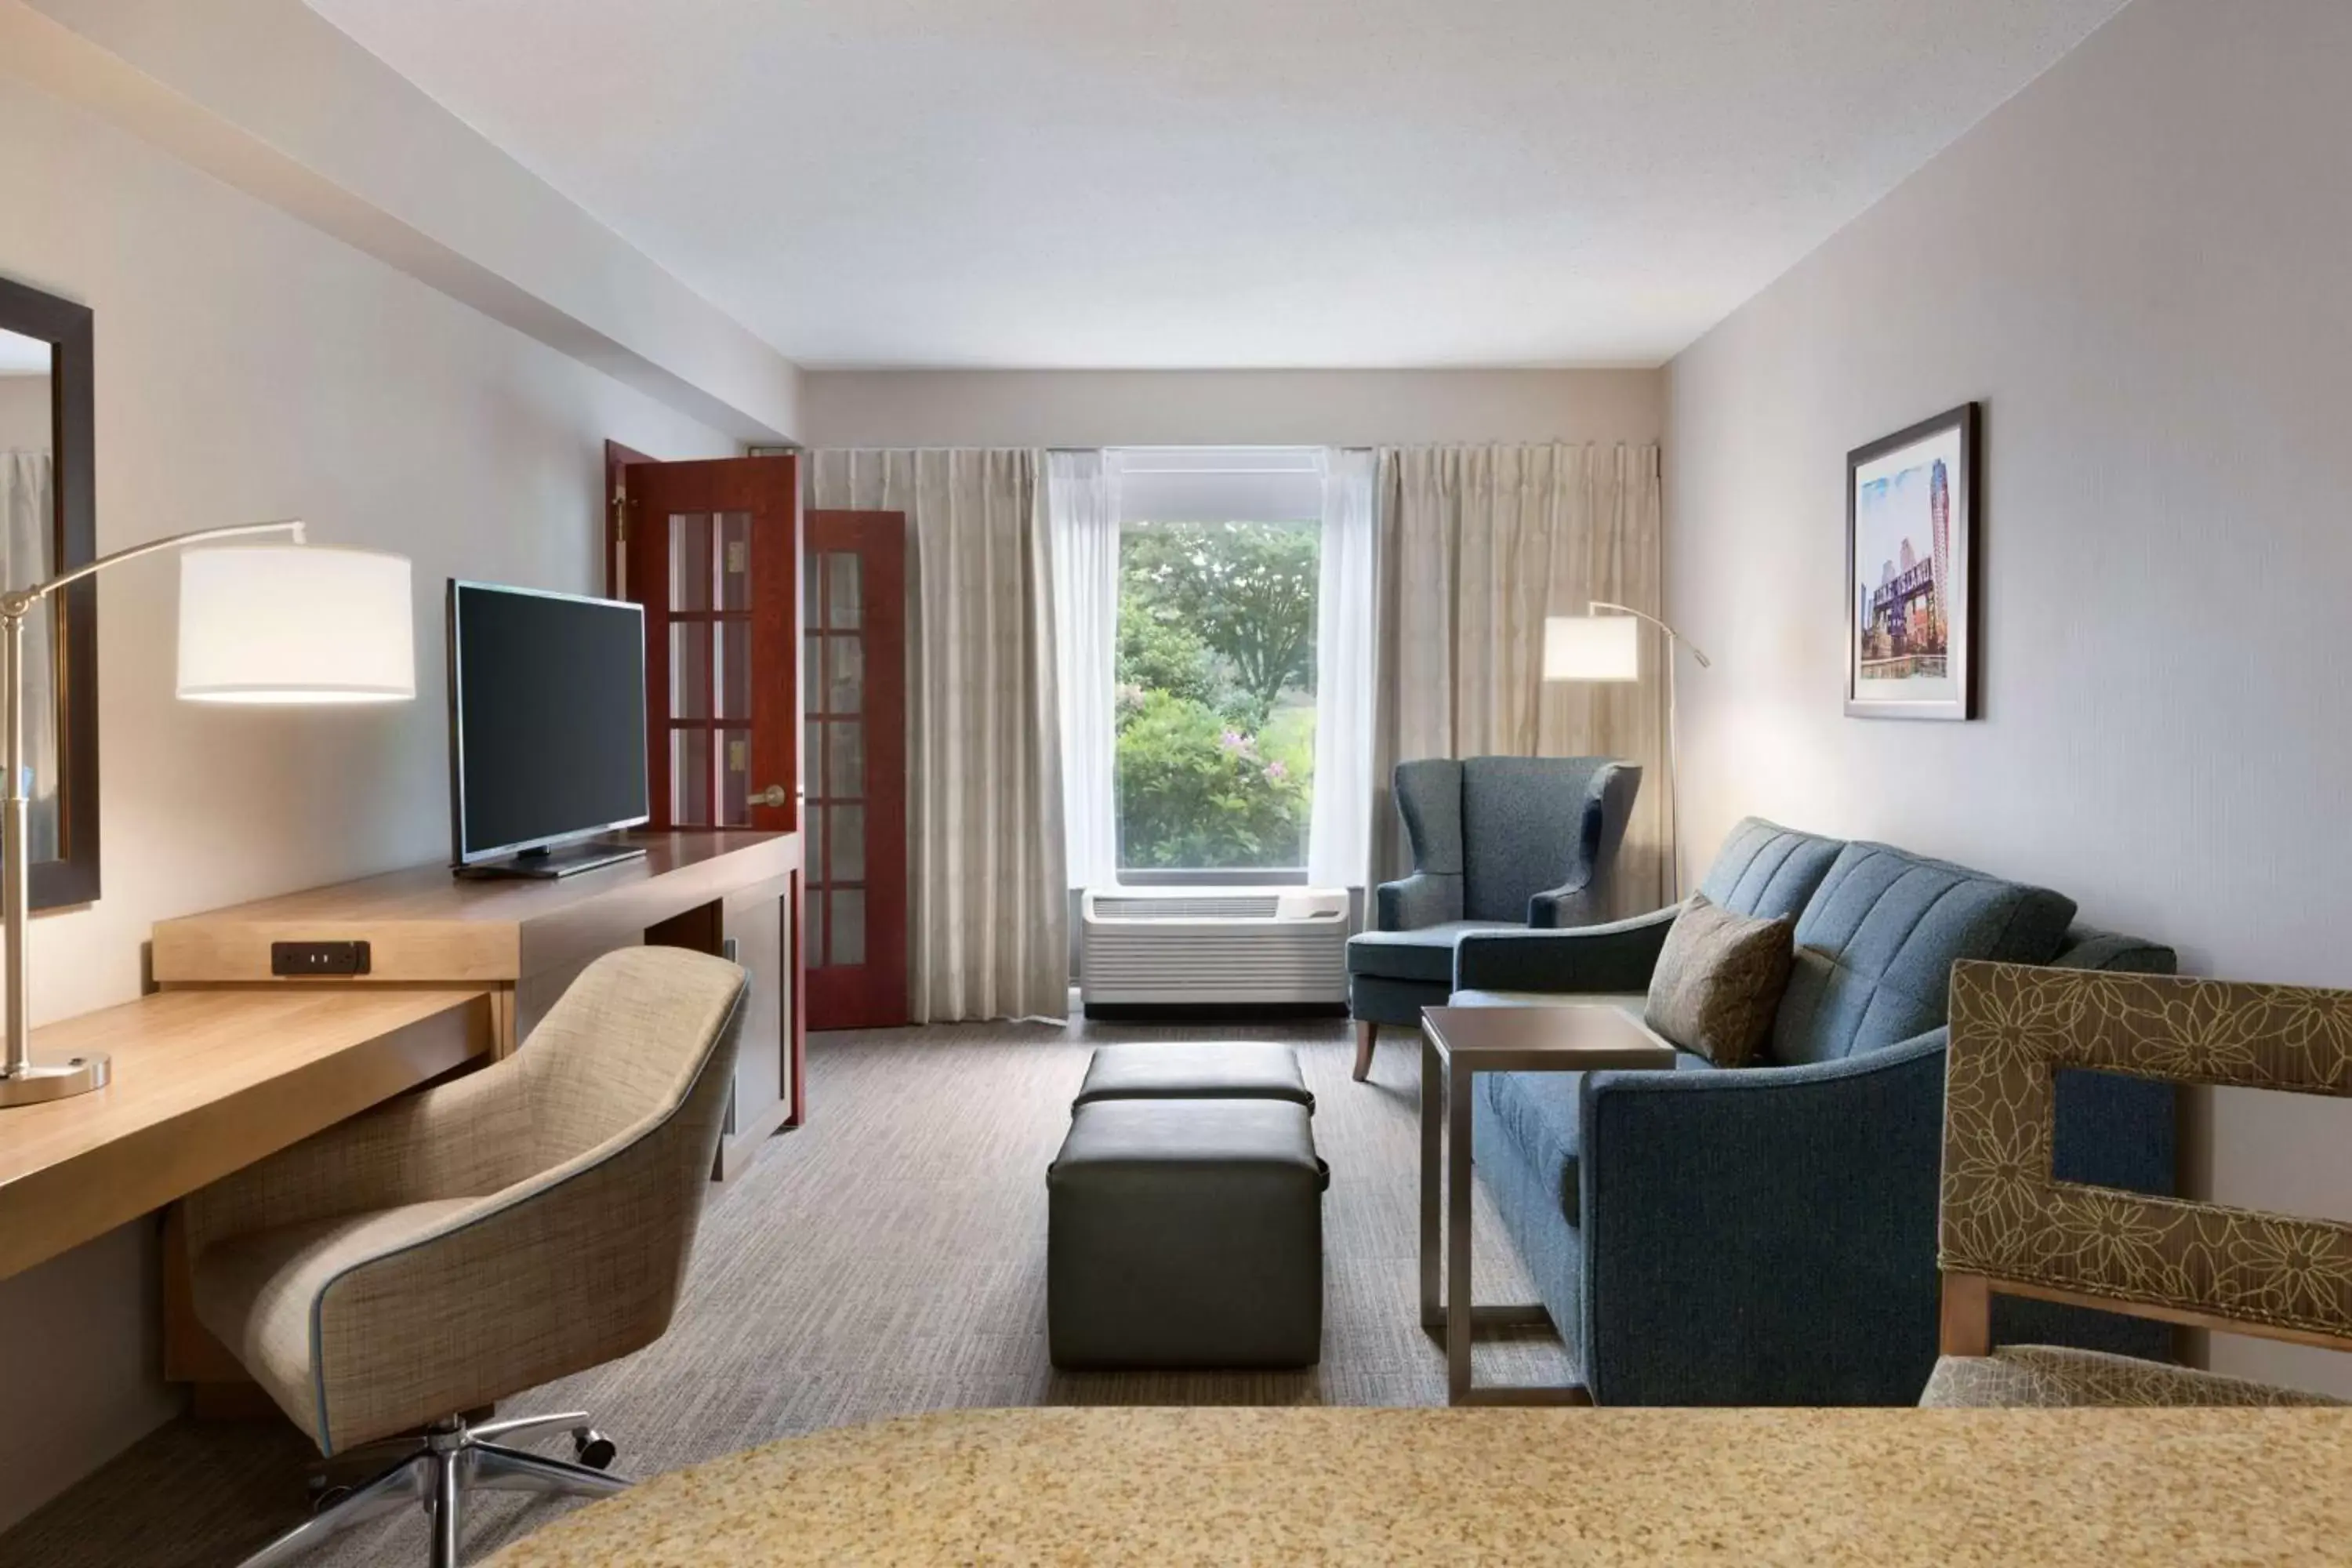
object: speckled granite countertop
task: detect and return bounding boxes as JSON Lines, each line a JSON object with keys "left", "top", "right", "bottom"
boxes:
{"left": 485, "top": 1406, "right": 2350, "bottom": 1566}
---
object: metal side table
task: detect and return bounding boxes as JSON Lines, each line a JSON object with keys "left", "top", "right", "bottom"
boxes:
{"left": 1419, "top": 1004, "right": 1676, "bottom": 1405}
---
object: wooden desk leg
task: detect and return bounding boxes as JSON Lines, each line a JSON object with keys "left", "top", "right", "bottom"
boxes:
{"left": 489, "top": 985, "right": 517, "bottom": 1058}
{"left": 1940, "top": 1272, "right": 1993, "bottom": 1358}
{"left": 162, "top": 1205, "right": 268, "bottom": 1416}
{"left": 1419, "top": 1032, "right": 1443, "bottom": 1331}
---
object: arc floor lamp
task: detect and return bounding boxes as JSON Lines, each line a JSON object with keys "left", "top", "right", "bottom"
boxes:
{"left": 1543, "top": 601, "right": 1710, "bottom": 899}
{"left": 0, "top": 521, "right": 413, "bottom": 1108}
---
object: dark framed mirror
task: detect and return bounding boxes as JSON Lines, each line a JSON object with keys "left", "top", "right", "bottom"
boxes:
{"left": 0, "top": 274, "right": 98, "bottom": 909}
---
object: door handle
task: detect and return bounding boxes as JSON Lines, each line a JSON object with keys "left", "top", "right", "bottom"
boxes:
{"left": 749, "top": 785, "right": 794, "bottom": 809}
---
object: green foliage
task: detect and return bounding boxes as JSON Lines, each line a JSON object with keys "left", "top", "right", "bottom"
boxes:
{"left": 1113, "top": 520, "right": 1319, "bottom": 870}
{"left": 1115, "top": 586, "right": 1220, "bottom": 709}
{"left": 1121, "top": 522, "right": 1319, "bottom": 719}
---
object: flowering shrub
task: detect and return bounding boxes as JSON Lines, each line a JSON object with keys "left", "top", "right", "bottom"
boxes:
{"left": 1116, "top": 692, "right": 1312, "bottom": 869}
{"left": 1112, "top": 522, "right": 1318, "bottom": 870}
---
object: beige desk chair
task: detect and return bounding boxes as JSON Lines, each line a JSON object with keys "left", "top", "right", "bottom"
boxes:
{"left": 183, "top": 946, "right": 750, "bottom": 1567}
{"left": 1924, "top": 959, "right": 2349, "bottom": 1406}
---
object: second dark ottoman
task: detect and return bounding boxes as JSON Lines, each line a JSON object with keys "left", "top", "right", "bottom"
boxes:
{"left": 1071, "top": 1040, "right": 1315, "bottom": 1112}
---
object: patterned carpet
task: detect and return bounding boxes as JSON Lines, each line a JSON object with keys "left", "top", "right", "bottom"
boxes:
{"left": 0, "top": 1011, "right": 1567, "bottom": 1567}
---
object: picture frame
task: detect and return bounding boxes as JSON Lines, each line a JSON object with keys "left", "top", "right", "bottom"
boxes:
{"left": 1845, "top": 401, "right": 1978, "bottom": 720}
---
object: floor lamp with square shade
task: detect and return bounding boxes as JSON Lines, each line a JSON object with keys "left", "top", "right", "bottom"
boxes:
{"left": 0, "top": 521, "right": 415, "bottom": 1107}
{"left": 1542, "top": 601, "right": 1709, "bottom": 899}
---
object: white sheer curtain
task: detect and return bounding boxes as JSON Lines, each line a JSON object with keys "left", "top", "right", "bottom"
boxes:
{"left": 1307, "top": 448, "right": 1375, "bottom": 891}
{"left": 1046, "top": 450, "right": 1120, "bottom": 890}
{"left": 1370, "top": 443, "right": 1668, "bottom": 913}
{"left": 808, "top": 448, "right": 1069, "bottom": 1022}
{"left": 1, "top": 450, "right": 55, "bottom": 858}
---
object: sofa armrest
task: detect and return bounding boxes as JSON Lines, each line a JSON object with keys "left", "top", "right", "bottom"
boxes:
{"left": 1376, "top": 871, "right": 1462, "bottom": 931}
{"left": 1577, "top": 1029, "right": 1948, "bottom": 1405}
{"left": 1450, "top": 906, "right": 1682, "bottom": 993}
{"left": 2050, "top": 924, "right": 2178, "bottom": 975}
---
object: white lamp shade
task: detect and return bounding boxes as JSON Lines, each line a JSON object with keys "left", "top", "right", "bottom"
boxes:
{"left": 1543, "top": 614, "right": 1640, "bottom": 682}
{"left": 177, "top": 546, "right": 416, "bottom": 703}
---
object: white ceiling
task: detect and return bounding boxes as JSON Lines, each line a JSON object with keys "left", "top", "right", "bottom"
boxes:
{"left": 307, "top": 0, "right": 2129, "bottom": 370}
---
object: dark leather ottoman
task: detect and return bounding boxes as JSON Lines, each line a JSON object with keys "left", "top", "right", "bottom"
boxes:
{"left": 1072, "top": 1040, "right": 1314, "bottom": 1112}
{"left": 1047, "top": 1098, "right": 1326, "bottom": 1370}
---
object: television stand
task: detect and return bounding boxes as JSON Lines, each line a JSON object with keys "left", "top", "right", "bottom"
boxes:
{"left": 456, "top": 840, "right": 648, "bottom": 880}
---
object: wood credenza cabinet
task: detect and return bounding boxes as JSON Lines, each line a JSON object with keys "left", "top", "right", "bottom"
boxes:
{"left": 151, "top": 829, "right": 803, "bottom": 1178}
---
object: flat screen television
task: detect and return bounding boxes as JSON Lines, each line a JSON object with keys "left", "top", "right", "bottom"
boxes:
{"left": 448, "top": 580, "right": 649, "bottom": 876}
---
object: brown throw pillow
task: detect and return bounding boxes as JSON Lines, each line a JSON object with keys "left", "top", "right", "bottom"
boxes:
{"left": 1642, "top": 892, "right": 1796, "bottom": 1067}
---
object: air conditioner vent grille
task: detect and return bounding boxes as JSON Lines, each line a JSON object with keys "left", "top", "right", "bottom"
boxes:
{"left": 1092, "top": 895, "right": 1283, "bottom": 921}
{"left": 1080, "top": 885, "right": 1349, "bottom": 1007}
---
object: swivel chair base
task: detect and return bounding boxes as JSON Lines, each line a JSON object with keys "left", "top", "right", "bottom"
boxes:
{"left": 238, "top": 1411, "right": 626, "bottom": 1568}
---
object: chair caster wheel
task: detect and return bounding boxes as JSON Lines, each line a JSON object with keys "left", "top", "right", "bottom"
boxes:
{"left": 308, "top": 1482, "right": 353, "bottom": 1515}
{"left": 570, "top": 1428, "right": 616, "bottom": 1470}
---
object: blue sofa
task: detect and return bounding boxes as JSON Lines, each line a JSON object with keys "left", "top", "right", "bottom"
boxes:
{"left": 1347, "top": 756, "right": 1640, "bottom": 1080}
{"left": 1453, "top": 818, "right": 2178, "bottom": 1405}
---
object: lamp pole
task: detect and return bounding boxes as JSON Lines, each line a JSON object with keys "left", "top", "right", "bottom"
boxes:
{"left": 1587, "top": 601, "right": 1710, "bottom": 901}
{"left": 0, "top": 518, "right": 306, "bottom": 1106}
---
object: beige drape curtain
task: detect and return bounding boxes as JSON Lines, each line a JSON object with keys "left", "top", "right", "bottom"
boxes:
{"left": 809, "top": 448, "right": 1069, "bottom": 1023}
{"left": 1370, "top": 443, "right": 1670, "bottom": 913}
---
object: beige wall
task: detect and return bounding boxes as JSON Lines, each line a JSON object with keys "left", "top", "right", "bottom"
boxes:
{"left": 0, "top": 72, "right": 734, "bottom": 1530}
{"left": 802, "top": 368, "right": 1663, "bottom": 450}
{"left": 1665, "top": 0, "right": 2352, "bottom": 1396}
{"left": 0, "top": 375, "right": 48, "bottom": 448}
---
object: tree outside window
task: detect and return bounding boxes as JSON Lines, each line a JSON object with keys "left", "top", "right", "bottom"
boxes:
{"left": 1115, "top": 520, "right": 1319, "bottom": 870}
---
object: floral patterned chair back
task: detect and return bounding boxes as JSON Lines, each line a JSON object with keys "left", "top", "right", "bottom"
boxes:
{"left": 1922, "top": 959, "right": 2352, "bottom": 1407}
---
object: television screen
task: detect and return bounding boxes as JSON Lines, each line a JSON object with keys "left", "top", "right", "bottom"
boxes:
{"left": 448, "top": 581, "right": 648, "bottom": 862}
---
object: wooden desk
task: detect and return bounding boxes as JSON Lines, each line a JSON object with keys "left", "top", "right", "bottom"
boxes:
{"left": 0, "top": 988, "right": 492, "bottom": 1283}
{"left": 152, "top": 829, "right": 803, "bottom": 1174}
{"left": 0, "top": 833, "right": 797, "bottom": 1410}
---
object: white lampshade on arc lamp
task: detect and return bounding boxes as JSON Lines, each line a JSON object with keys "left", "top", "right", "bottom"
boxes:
{"left": 1542, "top": 601, "right": 1709, "bottom": 900}
{"left": 1542, "top": 612, "right": 1641, "bottom": 684}
{"left": 179, "top": 543, "right": 416, "bottom": 703}
{"left": 0, "top": 521, "right": 415, "bottom": 1108}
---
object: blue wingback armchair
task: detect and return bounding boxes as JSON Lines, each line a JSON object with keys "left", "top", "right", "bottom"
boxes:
{"left": 1345, "top": 756, "right": 1640, "bottom": 1080}
{"left": 1449, "top": 818, "right": 2180, "bottom": 1405}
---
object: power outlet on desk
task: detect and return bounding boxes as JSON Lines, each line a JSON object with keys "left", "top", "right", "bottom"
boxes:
{"left": 270, "top": 940, "right": 372, "bottom": 978}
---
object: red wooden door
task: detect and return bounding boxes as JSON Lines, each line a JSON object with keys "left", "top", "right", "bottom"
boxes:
{"left": 615, "top": 450, "right": 807, "bottom": 1112}
{"left": 803, "top": 510, "right": 909, "bottom": 1029}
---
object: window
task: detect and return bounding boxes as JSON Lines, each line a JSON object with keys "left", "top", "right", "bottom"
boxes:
{"left": 1115, "top": 517, "right": 1319, "bottom": 872}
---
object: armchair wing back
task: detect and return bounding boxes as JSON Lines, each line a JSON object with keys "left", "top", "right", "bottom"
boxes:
{"left": 1384, "top": 759, "right": 1467, "bottom": 928}
{"left": 1379, "top": 756, "right": 1640, "bottom": 931}
{"left": 183, "top": 946, "right": 750, "bottom": 1454}
{"left": 1461, "top": 757, "right": 1639, "bottom": 927}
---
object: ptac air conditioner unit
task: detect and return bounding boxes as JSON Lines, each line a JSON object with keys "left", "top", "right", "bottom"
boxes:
{"left": 1079, "top": 886, "right": 1351, "bottom": 1019}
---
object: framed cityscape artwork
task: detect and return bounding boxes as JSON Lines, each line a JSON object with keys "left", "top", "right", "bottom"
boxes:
{"left": 1846, "top": 402, "right": 1978, "bottom": 720}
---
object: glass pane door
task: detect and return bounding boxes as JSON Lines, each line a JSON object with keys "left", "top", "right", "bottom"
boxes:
{"left": 804, "top": 547, "right": 865, "bottom": 967}
{"left": 615, "top": 450, "right": 807, "bottom": 1124}
{"left": 800, "top": 510, "right": 907, "bottom": 1030}
{"left": 662, "top": 510, "right": 754, "bottom": 826}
